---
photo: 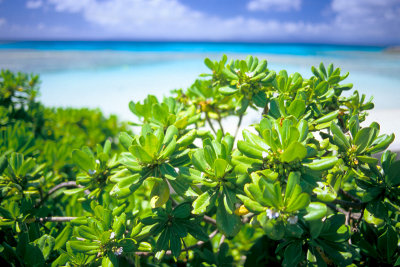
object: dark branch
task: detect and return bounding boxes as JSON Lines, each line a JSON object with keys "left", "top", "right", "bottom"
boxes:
{"left": 332, "top": 199, "right": 365, "bottom": 209}
{"left": 339, "top": 189, "right": 362, "bottom": 203}
{"left": 203, "top": 215, "right": 217, "bottom": 225}
{"left": 27, "top": 216, "right": 78, "bottom": 223}
{"left": 35, "top": 181, "right": 84, "bottom": 208}
{"left": 327, "top": 203, "right": 361, "bottom": 220}
{"left": 48, "top": 181, "right": 83, "bottom": 195}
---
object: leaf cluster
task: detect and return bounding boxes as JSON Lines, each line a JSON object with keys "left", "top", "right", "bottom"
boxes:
{"left": 1, "top": 55, "right": 399, "bottom": 266}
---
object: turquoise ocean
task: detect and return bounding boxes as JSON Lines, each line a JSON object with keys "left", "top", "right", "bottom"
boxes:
{"left": 1, "top": 41, "right": 399, "bottom": 142}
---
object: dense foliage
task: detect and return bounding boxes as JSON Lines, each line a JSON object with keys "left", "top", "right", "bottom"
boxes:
{"left": 0, "top": 56, "right": 399, "bottom": 266}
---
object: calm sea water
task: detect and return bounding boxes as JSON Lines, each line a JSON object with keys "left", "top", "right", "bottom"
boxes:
{"left": 0, "top": 41, "right": 399, "bottom": 120}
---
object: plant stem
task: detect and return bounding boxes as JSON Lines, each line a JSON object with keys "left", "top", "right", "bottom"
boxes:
{"left": 332, "top": 199, "right": 365, "bottom": 209}
{"left": 339, "top": 189, "right": 362, "bottom": 203}
{"left": 326, "top": 203, "right": 361, "bottom": 220}
{"left": 234, "top": 114, "right": 243, "bottom": 140}
{"left": 27, "top": 216, "right": 78, "bottom": 223}
{"left": 216, "top": 112, "right": 224, "bottom": 135}
{"left": 182, "top": 239, "right": 189, "bottom": 263}
{"left": 203, "top": 215, "right": 217, "bottom": 225}
{"left": 48, "top": 181, "right": 83, "bottom": 195}
{"left": 35, "top": 181, "right": 85, "bottom": 208}
{"left": 205, "top": 113, "right": 217, "bottom": 135}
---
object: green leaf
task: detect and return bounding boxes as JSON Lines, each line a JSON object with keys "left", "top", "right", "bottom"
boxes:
{"left": 280, "top": 142, "right": 307, "bottom": 162}
{"left": 223, "top": 187, "right": 236, "bottom": 214}
{"left": 150, "top": 180, "right": 170, "bottom": 208}
{"left": 219, "top": 86, "right": 238, "bottom": 96}
{"left": 54, "top": 224, "right": 72, "bottom": 250}
{"left": 204, "top": 58, "right": 214, "bottom": 70}
{"left": 222, "top": 68, "right": 239, "bottom": 80}
{"left": 237, "top": 194, "right": 265, "bottom": 213}
{"left": 184, "top": 222, "right": 209, "bottom": 242}
{"left": 237, "top": 97, "right": 250, "bottom": 114}
{"left": 315, "top": 81, "right": 329, "bottom": 95}
{"left": 283, "top": 241, "right": 303, "bottom": 267}
{"left": 63, "top": 187, "right": 86, "bottom": 195}
{"left": 314, "top": 110, "right": 339, "bottom": 124}
{"left": 303, "top": 157, "right": 338, "bottom": 171}
{"left": 357, "top": 155, "right": 378, "bottom": 164}
{"left": 330, "top": 122, "right": 350, "bottom": 150}
{"left": 237, "top": 140, "right": 263, "bottom": 159}
{"left": 319, "top": 62, "right": 327, "bottom": 78}
{"left": 327, "top": 75, "right": 340, "bottom": 84}
{"left": 159, "top": 136, "right": 176, "bottom": 159}
{"left": 0, "top": 155, "right": 7, "bottom": 174}
{"left": 285, "top": 172, "right": 300, "bottom": 202}
{"left": 286, "top": 193, "right": 310, "bottom": 212}
{"left": 216, "top": 197, "right": 242, "bottom": 237}
{"left": 177, "top": 129, "right": 197, "bottom": 147}
{"left": 214, "top": 158, "right": 228, "bottom": 179}
{"left": 378, "top": 226, "right": 398, "bottom": 260}
{"left": 304, "top": 202, "right": 327, "bottom": 221}
{"left": 156, "top": 228, "right": 170, "bottom": 252}
{"left": 172, "top": 202, "right": 191, "bottom": 219}
{"left": 192, "top": 190, "right": 213, "bottom": 215}
{"left": 169, "top": 227, "right": 182, "bottom": 258}
{"left": 77, "top": 225, "right": 98, "bottom": 240}
{"left": 308, "top": 220, "right": 324, "bottom": 239}
{"left": 287, "top": 99, "right": 306, "bottom": 119}
{"left": 129, "top": 145, "right": 153, "bottom": 163}
{"left": 260, "top": 217, "right": 285, "bottom": 240}
{"left": 113, "top": 213, "right": 127, "bottom": 239}
{"left": 354, "top": 127, "right": 376, "bottom": 153}
{"left": 72, "top": 149, "right": 95, "bottom": 172}
{"left": 313, "top": 183, "right": 337, "bottom": 202}
{"left": 244, "top": 184, "right": 267, "bottom": 207}
{"left": 163, "top": 125, "right": 178, "bottom": 144}
{"left": 191, "top": 149, "right": 209, "bottom": 173}
{"left": 387, "top": 161, "right": 400, "bottom": 186}
{"left": 36, "top": 235, "right": 55, "bottom": 260}
{"left": 253, "top": 91, "right": 267, "bottom": 108}
{"left": 69, "top": 241, "right": 100, "bottom": 254}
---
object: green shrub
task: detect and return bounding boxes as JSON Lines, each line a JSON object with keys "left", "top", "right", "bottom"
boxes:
{"left": 0, "top": 55, "right": 399, "bottom": 266}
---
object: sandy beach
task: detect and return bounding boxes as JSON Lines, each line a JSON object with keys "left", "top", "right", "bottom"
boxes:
{"left": 1, "top": 49, "right": 399, "bottom": 149}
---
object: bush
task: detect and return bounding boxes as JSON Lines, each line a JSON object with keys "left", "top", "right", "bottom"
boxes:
{"left": 0, "top": 55, "right": 399, "bottom": 266}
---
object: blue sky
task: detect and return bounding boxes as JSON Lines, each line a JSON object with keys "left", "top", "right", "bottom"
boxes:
{"left": 0, "top": 0, "right": 399, "bottom": 45}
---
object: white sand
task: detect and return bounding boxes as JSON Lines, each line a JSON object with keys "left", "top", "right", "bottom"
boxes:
{"left": 1, "top": 50, "right": 397, "bottom": 147}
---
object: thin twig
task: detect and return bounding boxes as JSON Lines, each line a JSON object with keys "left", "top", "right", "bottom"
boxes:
{"left": 216, "top": 112, "right": 224, "bottom": 135}
{"left": 339, "top": 189, "right": 362, "bottom": 203}
{"left": 205, "top": 113, "right": 217, "bottom": 135}
{"left": 35, "top": 181, "right": 85, "bottom": 208}
{"left": 182, "top": 239, "right": 189, "bottom": 263}
{"left": 219, "top": 235, "right": 226, "bottom": 246}
{"left": 234, "top": 114, "right": 243, "bottom": 140}
{"left": 27, "top": 216, "right": 78, "bottom": 223}
{"left": 332, "top": 199, "right": 365, "bottom": 209}
{"left": 48, "top": 181, "right": 83, "bottom": 195}
{"left": 326, "top": 203, "right": 361, "bottom": 220}
{"left": 203, "top": 215, "right": 217, "bottom": 225}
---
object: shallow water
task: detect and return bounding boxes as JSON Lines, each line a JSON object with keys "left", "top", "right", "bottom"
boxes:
{"left": 0, "top": 42, "right": 399, "bottom": 122}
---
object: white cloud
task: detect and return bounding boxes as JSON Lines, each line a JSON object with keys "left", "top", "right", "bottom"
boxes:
{"left": 0, "top": 18, "right": 6, "bottom": 27}
{"left": 37, "top": 0, "right": 400, "bottom": 44}
{"left": 26, "top": 0, "right": 43, "bottom": 9}
{"left": 44, "top": 0, "right": 322, "bottom": 40}
{"left": 330, "top": 0, "right": 400, "bottom": 41}
{"left": 247, "top": 0, "right": 301, "bottom": 12}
